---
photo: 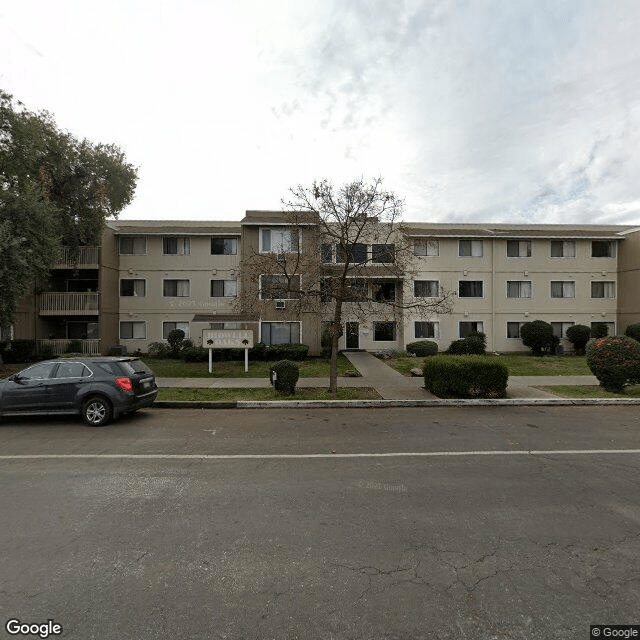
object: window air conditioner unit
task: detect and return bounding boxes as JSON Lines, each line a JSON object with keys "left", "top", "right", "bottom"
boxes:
{"left": 275, "top": 299, "right": 286, "bottom": 309}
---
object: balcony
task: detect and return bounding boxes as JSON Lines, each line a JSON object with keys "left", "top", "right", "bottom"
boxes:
{"left": 53, "top": 246, "right": 99, "bottom": 269}
{"left": 39, "top": 292, "right": 99, "bottom": 316}
{"left": 37, "top": 339, "right": 101, "bottom": 356}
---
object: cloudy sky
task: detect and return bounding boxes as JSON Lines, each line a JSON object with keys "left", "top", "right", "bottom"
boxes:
{"left": 2, "top": 0, "right": 640, "bottom": 224}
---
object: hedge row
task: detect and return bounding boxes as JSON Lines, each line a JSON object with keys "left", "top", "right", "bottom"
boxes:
{"left": 423, "top": 355, "right": 508, "bottom": 399}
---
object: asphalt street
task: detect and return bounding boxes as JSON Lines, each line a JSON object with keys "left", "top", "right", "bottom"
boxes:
{"left": 1, "top": 407, "right": 640, "bottom": 640}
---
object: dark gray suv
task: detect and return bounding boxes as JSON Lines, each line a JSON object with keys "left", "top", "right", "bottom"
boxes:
{"left": 0, "top": 357, "right": 157, "bottom": 426}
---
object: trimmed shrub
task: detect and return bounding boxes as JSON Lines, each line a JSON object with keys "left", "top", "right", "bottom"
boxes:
{"left": 423, "top": 355, "right": 509, "bottom": 399}
{"left": 5, "top": 339, "right": 36, "bottom": 363}
{"left": 148, "top": 342, "right": 170, "bottom": 358}
{"left": 586, "top": 335, "right": 640, "bottom": 392}
{"left": 181, "top": 346, "right": 209, "bottom": 362}
{"left": 270, "top": 360, "right": 300, "bottom": 395}
{"left": 406, "top": 340, "right": 438, "bottom": 357}
{"left": 167, "top": 329, "right": 185, "bottom": 357}
{"left": 520, "top": 320, "right": 558, "bottom": 356}
{"left": 446, "top": 332, "right": 486, "bottom": 355}
{"left": 624, "top": 323, "right": 640, "bottom": 343}
{"left": 250, "top": 342, "right": 267, "bottom": 360}
{"left": 565, "top": 324, "right": 591, "bottom": 355}
{"left": 590, "top": 323, "right": 610, "bottom": 339}
{"left": 264, "top": 343, "right": 309, "bottom": 361}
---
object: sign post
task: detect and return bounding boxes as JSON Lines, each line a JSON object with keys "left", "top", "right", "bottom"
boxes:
{"left": 202, "top": 330, "right": 254, "bottom": 374}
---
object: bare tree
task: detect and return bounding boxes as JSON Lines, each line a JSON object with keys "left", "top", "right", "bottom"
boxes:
{"left": 237, "top": 177, "right": 453, "bottom": 396}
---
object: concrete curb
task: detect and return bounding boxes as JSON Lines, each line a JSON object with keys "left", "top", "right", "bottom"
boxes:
{"left": 154, "top": 398, "right": 640, "bottom": 409}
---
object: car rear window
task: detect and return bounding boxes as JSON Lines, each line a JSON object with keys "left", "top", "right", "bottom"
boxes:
{"left": 119, "top": 359, "right": 152, "bottom": 376}
{"left": 94, "top": 362, "right": 127, "bottom": 376}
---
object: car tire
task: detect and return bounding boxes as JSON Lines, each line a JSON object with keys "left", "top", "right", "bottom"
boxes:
{"left": 81, "top": 396, "right": 113, "bottom": 427}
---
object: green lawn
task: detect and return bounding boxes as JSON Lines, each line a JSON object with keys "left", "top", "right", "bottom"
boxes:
{"left": 145, "top": 354, "right": 356, "bottom": 378}
{"left": 382, "top": 353, "right": 591, "bottom": 377}
{"left": 538, "top": 385, "right": 640, "bottom": 399}
{"left": 157, "top": 387, "right": 380, "bottom": 401}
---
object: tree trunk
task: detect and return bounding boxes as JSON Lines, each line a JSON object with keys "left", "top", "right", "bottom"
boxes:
{"left": 328, "top": 304, "right": 343, "bottom": 398}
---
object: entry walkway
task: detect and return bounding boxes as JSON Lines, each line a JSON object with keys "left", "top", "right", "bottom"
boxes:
{"left": 155, "top": 354, "right": 601, "bottom": 400}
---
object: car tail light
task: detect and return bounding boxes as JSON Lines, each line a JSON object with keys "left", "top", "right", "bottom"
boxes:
{"left": 115, "top": 377, "right": 133, "bottom": 392}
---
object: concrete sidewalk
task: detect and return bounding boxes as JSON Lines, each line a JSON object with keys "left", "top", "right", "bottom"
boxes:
{"left": 155, "top": 352, "right": 601, "bottom": 400}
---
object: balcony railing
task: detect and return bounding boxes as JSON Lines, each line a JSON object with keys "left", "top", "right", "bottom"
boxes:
{"left": 53, "top": 246, "right": 99, "bottom": 268}
{"left": 39, "top": 292, "right": 99, "bottom": 315}
{"left": 37, "top": 339, "right": 101, "bottom": 356}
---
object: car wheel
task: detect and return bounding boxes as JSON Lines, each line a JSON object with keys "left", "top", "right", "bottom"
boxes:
{"left": 81, "top": 396, "right": 112, "bottom": 427}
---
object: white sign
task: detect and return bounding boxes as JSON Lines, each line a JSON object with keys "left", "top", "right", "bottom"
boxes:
{"left": 202, "top": 330, "right": 254, "bottom": 349}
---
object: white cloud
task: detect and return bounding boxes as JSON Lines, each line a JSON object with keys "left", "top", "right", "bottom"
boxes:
{"left": 1, "top": 0, "right": 639, "bottom": 224}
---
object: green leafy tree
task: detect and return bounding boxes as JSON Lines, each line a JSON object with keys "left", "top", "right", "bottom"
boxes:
{"left": 0, "top": 91, "right": 137, "bottom": 328}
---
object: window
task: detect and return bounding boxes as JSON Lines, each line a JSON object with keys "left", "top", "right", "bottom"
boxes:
{"left": 163, "top": 237, "right": 190, "bottom": 255}
{"left": 120, "top": 321, "right": 146, "bottom": 339}
{"left": 414, "top": 240, "right": 439, "bottom": 256}
{"left": 345, "top": 279, "right": 368, "bottom": 302}
{"left": 506, "top": 281, "right": 532, "bottom": 298}
{"left": 371, "top": 244, "right": 395, "bottom": 263}
{"left": 592, "top": 241, "right": 616, "bottom": 258}
{"left": 119, "top": 236, "right": 146, "bottom": 255}
{"left": 459, "top": 239, "right": 483, "bottom": 257}
{"left": 210, "top": 280, "right": 237, "bottom": 297}
{"left": 414, "top": 280, "right": 439, "bottom": 297}
{"left": 261, "top": 321, "right": 300, "bottom": 345}
{"left": 507, "top": 322, "right": 525, "bottom": 339}
{"left": 550, "top": 240, "right": 576, "bottom": 257}
{"left": 591, "top": 321, "right": 615, "bottom": 336}
{"left": 163, "top": 280, "right": 190, "bottom": 297}
{"left": 373, "top": 321, "right": 397, "bottom": 341}
{"left": 210, "top": 322, "right": 243, "bottom": 330}
{"left": 415, "top": 321, "right": 439, "bottom": 339}
{"left": 458, "top": 281, "right": 483, "bottom": 297}
{"left": 211, "top": 237, "right": 237, "bottom": 255}
{"left": 507, "top": 240, "right": 531, "bottom": 257}
{"left": 321, "top": 244, "right": 333, "bottom": 263}
{"left": 591, "top": 281, "right": 615, "bottom": 298}
{"left": 551, "top": 322, "right": 574, "bottom": 339}
{"left": 120, "top": 279, "right": 146, "bottom": 297}
{"left": 55, "top": 362, "right": 91, "bottom": 378}
{"left": 336, "top": 243, "right": 367, "bottom": 264}
{"left": 459, "top": 321, "right": 483, "bottom": 338}
{"left": 163, "top": 321, "right": 190, "bottom": 339}
{"left": 372, "top": 282, "right": 396, "bottom": 302}
{"left": 260, "top": 275, "right": 301, "bottom": 299}
{"left": 550, "top": 281, "right": 575, "bottom": 298}
{"left": 19, "top": 362, "right": 57, "bottom": 380}
{"left": 260, "top": 228, "right": 298, "bottom": 253}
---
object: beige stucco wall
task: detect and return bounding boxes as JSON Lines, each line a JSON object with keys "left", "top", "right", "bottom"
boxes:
{"left": 617, "top": 228, "right": 640, "bottom": 332}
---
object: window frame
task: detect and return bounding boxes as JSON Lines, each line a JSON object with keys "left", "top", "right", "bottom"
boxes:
{"left": 506, "top": 321, "right": 526, "bottom": 339}
{"left": 506, "top": 280, "right": 532, "bottom": 299}
{"left": 373, "top": 321, "right": 397, "bottom": 342}
{"left": 415, "top": 321, "right": 439, "bottom": 339}
{"left": 259, "top": 274, "right": 301, "bottom": 300}
{"left": 118, "top": 236, "right": 147, "bottom": 256}
{"left": 259, "top": 227, "right": 299, "bottom": 254}
{"left": 550, "top": 240, "right": 576, "bottom": 258}
{"left": 259, "top": 321, "right": 302, "bottom": 345}
{"left": 162, "top": 236, "right": 190, "bottom": 256}
{"left": 550, "top": 281, "right": 576, "bottom": 299}
{"left": 211, "top": 237, "right": 238, "bottom": 256}
{"left": 590, "top": 281, "right": 616, "bottom": 299}
{"left": 506, "top": 240, "right": 532, "bottom": 258}
{"left": 458, "top": 280, "right": 484, "bottom": 298}
{"left": 119, "top": 278, "right": 147, "bottom": 297}
{"left": 551, "top": 321, "right": 575, "bottom": 339}
{"left": 336, "top": 243, "right": 368, "bottom": 265}
{"left": 591, "top": 240, "right": 616, "bottom": 258}
{"left": 459, "top": 321, "right": 484, "bottom": 338}
{"left": 162, "top": 279, "right": 191, "bottom": 298}
{"left": 210, "top": 279, "right": 238, "bottom": 298}
{"left": 413, "top": 239, "right": 439, "bottom": 257}
{"left": 119, "top": 321, "right": 147, "bottom": 340}
{"left": 458, "top": 239, "right": 483, "bottom": 257}
{"left": 371, "top": 244, "right": 395, "bottom": 264}
{"left": 414, "top": 280, "right": 439, "bottom": 298}
{"left": 162, "top": 321, "right": 190, "bottom": 340}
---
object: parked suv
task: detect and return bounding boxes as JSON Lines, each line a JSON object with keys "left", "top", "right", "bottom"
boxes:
{"left": 0, "top": 357, "right": 157, "bottom": 426}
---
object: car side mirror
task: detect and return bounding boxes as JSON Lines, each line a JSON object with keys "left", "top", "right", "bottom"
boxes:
{"left": 10, "top": 373, "right": 24, "bottom": 383}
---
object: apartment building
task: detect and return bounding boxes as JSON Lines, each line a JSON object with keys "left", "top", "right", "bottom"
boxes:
{"left": 12, "top": 214, "right": 640, "bottom": 356}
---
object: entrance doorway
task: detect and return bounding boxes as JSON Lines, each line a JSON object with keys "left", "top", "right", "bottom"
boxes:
{"left": 346, "top": 322, "right": 359, "bottom": 349}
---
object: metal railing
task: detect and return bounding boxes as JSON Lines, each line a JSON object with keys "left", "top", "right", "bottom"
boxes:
{"left": 37, "top": 339, "right": 101, "bottom": 356}
{"left": 53, "top": 246, "right": 99, "bottom": 268}
{"left": 39, "top": 292, "right": 99, "bottom": 315}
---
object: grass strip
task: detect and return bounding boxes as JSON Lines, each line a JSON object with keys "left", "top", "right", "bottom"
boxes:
{"left": 157, "top": 387, "right": 381, "bottom": 401}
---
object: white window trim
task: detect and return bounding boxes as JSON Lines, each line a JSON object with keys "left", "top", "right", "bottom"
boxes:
{"left": 162, "top": 321, "right": 190, "bottom": 339}
{"left": 590, "top": 281, "right": 616, "bottom": 299}
{"left": 162, "top": 278, "right": 191, "bottom": 298}
{"left": 259, "top": 227, "right": 301, "bottom": 254}
{"left": 119, "top": 277, "right": 148, "bottom": 297}
{"left": 591, "top": 241, "right": 617, "bottom": 258}
{"left": 458, "top": 239, "right": 483, "bottom": 258}
{"left": 210, "top": 279, "right": 238, "bottom": 298}
{"left": 414, "top": 280, "right": 440, "bottom": 298}
{"left": 210, "top": 236, "right": 239, "bottom": 256}
{"left": 506, "top": 240, "right": 532, "bottom": 258}
{"left": 549, "top": 240, "right": 576, "bottom": 258}
{"left": 119, "top": 320, "right": 147, "bottom": 340}
{"left": 414, "top": 321, "right": 440, "bottom": 339}
{"left": 506, "top": 321, "right": 526, "bottom": 339}
{"left": 118, "top": 236, "right": 147, "bottom": 256}
{"left": 259, "top": 274, "right": 301, "bottom": 300}
{"left": 372, "top": 321, "right": 398, "bottom": 342}
{"left": 258, "top": 320, "right": 303, "bottom": 344}
{"left": 162, "top": 236, "right": 191, "bottom": 256}
{"left": 506, "top": 280, "right": 532, "bottom": 299}
{"left": 458, "top": 321, "right": 484, "bottom": 338}
{"left": 458, "top": 280, "right": 485, "bottom": 299}
{"left": 550, "top": 281, "right": 576, "bottom": 299}
{"left": 413, "top": 239, "right": 440, "bottom": 257}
